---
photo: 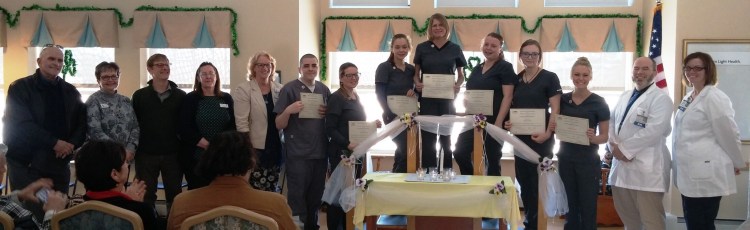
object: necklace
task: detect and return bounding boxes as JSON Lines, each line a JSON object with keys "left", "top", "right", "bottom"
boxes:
{"left": 523, "top": 68, "right": 541, "bottom": 83}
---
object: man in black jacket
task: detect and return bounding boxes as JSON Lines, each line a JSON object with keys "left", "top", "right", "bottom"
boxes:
{"left": 2, "top": 45, "right": 86, "bottom": 219}
{"left": 132, "top": 53, "right": 186, "bottom": 214}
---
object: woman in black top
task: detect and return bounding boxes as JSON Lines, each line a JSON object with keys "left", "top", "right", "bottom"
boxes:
{"left": 325, "top": 62, "right": 381, "bottom": 230}
{"left": 556, "top": 57, "right": 609, "bottom": 230}
{"left": 504, "top": 39, "right": 561, "bottom": 230}
{"left": 454, "top": 32, "right": 517, "bottom": 176}
{"left": 413, "top": 13, "right": 467, "bottom": 170}
{"left": 178, "top": 62, "right": 235, "bottom": 190}
{"left": 375, "top": 33, "right": 416, "bottom": 173}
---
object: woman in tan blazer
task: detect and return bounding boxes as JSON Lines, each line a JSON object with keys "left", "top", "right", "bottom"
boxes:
{"left": 232, "top": 52, "right": 284, "bottom": 192}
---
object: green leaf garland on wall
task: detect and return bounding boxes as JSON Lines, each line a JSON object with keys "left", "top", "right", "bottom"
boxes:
{"left": 0, "top": 4, "right": 240, "bottom": 56}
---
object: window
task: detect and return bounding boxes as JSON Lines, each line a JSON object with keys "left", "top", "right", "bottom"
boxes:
{"left": 435, "top": 0, "right": 517, "bottom": 8}
{"left": 29, "top": 47, "right": 116, "bottom": 102}
{"left": 544, "top": 51, "right": 635, "bottom": 156}
{"left": 330, "top": 0, "right": 410, "bottom": 8}
{"left": 545, "top": 0, "right": 632, "bottom": 7}
{"left": 144, "top": 48, "right": 231, "bottom": 93}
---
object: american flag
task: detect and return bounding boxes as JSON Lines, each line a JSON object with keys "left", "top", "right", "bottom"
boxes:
{"left": 649, "top": 2, "right": 668, "bottom": 91}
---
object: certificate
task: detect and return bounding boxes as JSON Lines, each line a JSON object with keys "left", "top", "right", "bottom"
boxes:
{"left": 422, "top": 74, "right": 455, "bottom": 99}
{"left": 387, "top": 96, "right": 418, "bottom": 116}
{"left": 509, "top": 109, "right": 545, "bottom": 135}
{"left": 464, "top": 90, "right": 494, "bottom": 115}
{"left": 349, "top": 121, "right": 377, "bottom": 144}
{"left": 555, "top": 115, "right": 590, "bottom": 146}
{"left": 299, "top": 92, "right": 324, "bottom": 119}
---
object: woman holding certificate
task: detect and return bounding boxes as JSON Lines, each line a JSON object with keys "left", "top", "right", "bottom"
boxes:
{"left": 673, "top": 52, "right": 745, "bottom": 230}
{"left": 556, "top": 57, "right": 609, "bottom": 230}
{"left": 504, "top": 39, "right": 561, "bottom": 230}
{"left": 375, "top": 34, "right": 416, "bottom": 173}
{"left": 454, "top": 32, "right": 517, "bottom": 176}
{"left": 413, "top": 13, "right": 467, "bottom": 170}
{"left": 326, "top": 62, "right": 381, "bottom": 230}
{"left": 179, "top": 62, "right": 236, "bottom": 190}
{"left": 232, "top": 52, "right": 284, "bottom": 192}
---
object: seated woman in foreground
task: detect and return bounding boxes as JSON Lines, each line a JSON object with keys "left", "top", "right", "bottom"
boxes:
{"left": 74, "top": 140, "right": 157, "bottom": 229}
{"left": 167, "top": 131, "right": 296, "bottom": 230}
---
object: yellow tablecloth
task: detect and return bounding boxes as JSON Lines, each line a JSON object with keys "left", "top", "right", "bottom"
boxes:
{"left": 353, "top": 173, "right": 521, "bottom": 229}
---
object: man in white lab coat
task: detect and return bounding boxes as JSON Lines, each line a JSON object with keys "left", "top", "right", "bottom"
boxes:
{"left": 607, "top": 57, "right": 673, "bottom": 230}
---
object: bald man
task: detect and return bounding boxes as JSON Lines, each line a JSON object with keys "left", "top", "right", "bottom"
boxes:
{"left": 607, "top": 57, "right": 672, "bottom": 230}
{"left": 3, "top": 45, "right": 86, "bottom": 217}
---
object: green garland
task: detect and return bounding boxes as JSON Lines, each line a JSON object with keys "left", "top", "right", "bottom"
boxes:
{"left": 0, "top": 6, "right": 16, "bottom": 26}
{"left": 62, "top": 49, "right": 77, "bottom": 79}
{"left": 464, "top": 56, "right": 482, "bottom": 80}
{"left": 134, "top": 5, "right": 239, "bottom": 56}
{"left": 0, "top": 4, "right": 239, "bottom": 56}
{"left": 1, "top": 4, "right": 131, "bottom": 27}
{"left": 321, "top": 13, "right": 643, "bottom": 79}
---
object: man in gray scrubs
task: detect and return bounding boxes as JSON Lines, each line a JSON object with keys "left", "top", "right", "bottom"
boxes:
{"left": 274, "top": 54, "right": 331, "bottom": 230}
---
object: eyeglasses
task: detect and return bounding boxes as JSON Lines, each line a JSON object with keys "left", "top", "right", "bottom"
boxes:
{"left": 683, "top": 66, "right": 705, "bottom": 72}
{"left": 520, "top": 52, "right": 540, "bottom": 58}
{"left": 199, "top": 72, "right": 216, "bottom": 78}
{"left": 153, "top": 63, "right": 171, "bottom": 68}
{"left": 43, "top": 44, "right": 64, "bottom": 49}
{"left": 100, "top": 75, "right": 120, "bottom": 81}
{"left": 343, "top": 73, "right": 361, "bottom": 78}
{"left": 255, "top": 63, "right": 272, "bottom": 69}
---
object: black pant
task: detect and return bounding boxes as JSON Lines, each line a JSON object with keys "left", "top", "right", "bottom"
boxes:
{"left": 391, "top": 131, "right": 409, "bottom": 173}
{"left": 558, "top": 153, "right": 600, "bottom": 230}
{"left": 326, "top": 205, "right": 347, "bottom": 230}
{"left": 419, "top": 98, "right": 455, "bottom": 169}
{"left": 181, "top": 151, "right": 210, "bottom": 190}
{"left": 453, "top": 129, "right": 502, "bottom": 176}
{"left": 515, "top": 156, "right": 540, "bottom": 230}
{"left": 682, "top": 195, "right": 722, "bottom": 230}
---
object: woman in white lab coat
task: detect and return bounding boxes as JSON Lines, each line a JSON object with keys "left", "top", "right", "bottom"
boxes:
{"left": 673, "top": 52, "right": 746, "bottom": 230}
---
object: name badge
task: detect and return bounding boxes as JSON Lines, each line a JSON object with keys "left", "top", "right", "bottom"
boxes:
{"left": 219, "top": 103, "right": 229, "bottom": 108}
{"left": 678, "top": 97, "right": 692, "bottom": 112}
{"left": 633, "top": 108, "right": 647, "bottom": 128}
{"left": 100, "top": 103, "right": 110, "bottom": 108}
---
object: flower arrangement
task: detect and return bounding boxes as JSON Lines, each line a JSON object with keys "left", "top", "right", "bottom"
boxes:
{"left": 489, "top": 180, "right": 507, "bottom": 195}
{"left": 355, "top": 178, "right": 373, "bottom": 191}
{"left": 473, "top": 114, "right": 487, "bottom": 130}
{"left": 539, "top": 157, "right": 556, "bottom": 172}
{"left": 340, "top": 154, "right": 356, "bottom": 167}
{"left": 399, "top": 112, "right": 417, "bottom": 126}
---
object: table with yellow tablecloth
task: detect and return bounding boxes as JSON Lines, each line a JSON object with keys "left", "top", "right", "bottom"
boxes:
{"left": 353, "top": 172, "right": 521, "bottom": 229}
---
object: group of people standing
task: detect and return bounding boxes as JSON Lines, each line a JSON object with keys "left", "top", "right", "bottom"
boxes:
{"left": 376, "top": 13, "right": 745, "bottom": 230}
{"left": 1, "top": 12, "right": 745, "bottom": 230}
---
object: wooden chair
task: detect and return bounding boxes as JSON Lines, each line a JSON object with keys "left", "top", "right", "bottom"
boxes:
{"left": 597, "top": 168, "right": 623, "bottom": 226}
{"left": 180, "top": 205, "right": 279, "bottom": 230}
{"left": 0, "top": 211, "right": 14, "bottom": 230}
{"left": 51, "top": 200, "right": 144, "bottom": 230}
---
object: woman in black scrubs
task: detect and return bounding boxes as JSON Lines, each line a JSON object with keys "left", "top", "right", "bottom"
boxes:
{"left": 375, "top": 33, "right": 416, "bottom": 173}
{"left": 326, "top": 62, "right": 381, "bottom": 230}
{"left": 413, "top": 13, "right": 467, "bottom": 170}
{"left": 504, "top": 39, "right": 561, "bottom": 230}
{"left": 557, "top": 57, "right": 609, "bottom": 230}
{"left": 454, "top": 32, "right": 517, "bottom": 176}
